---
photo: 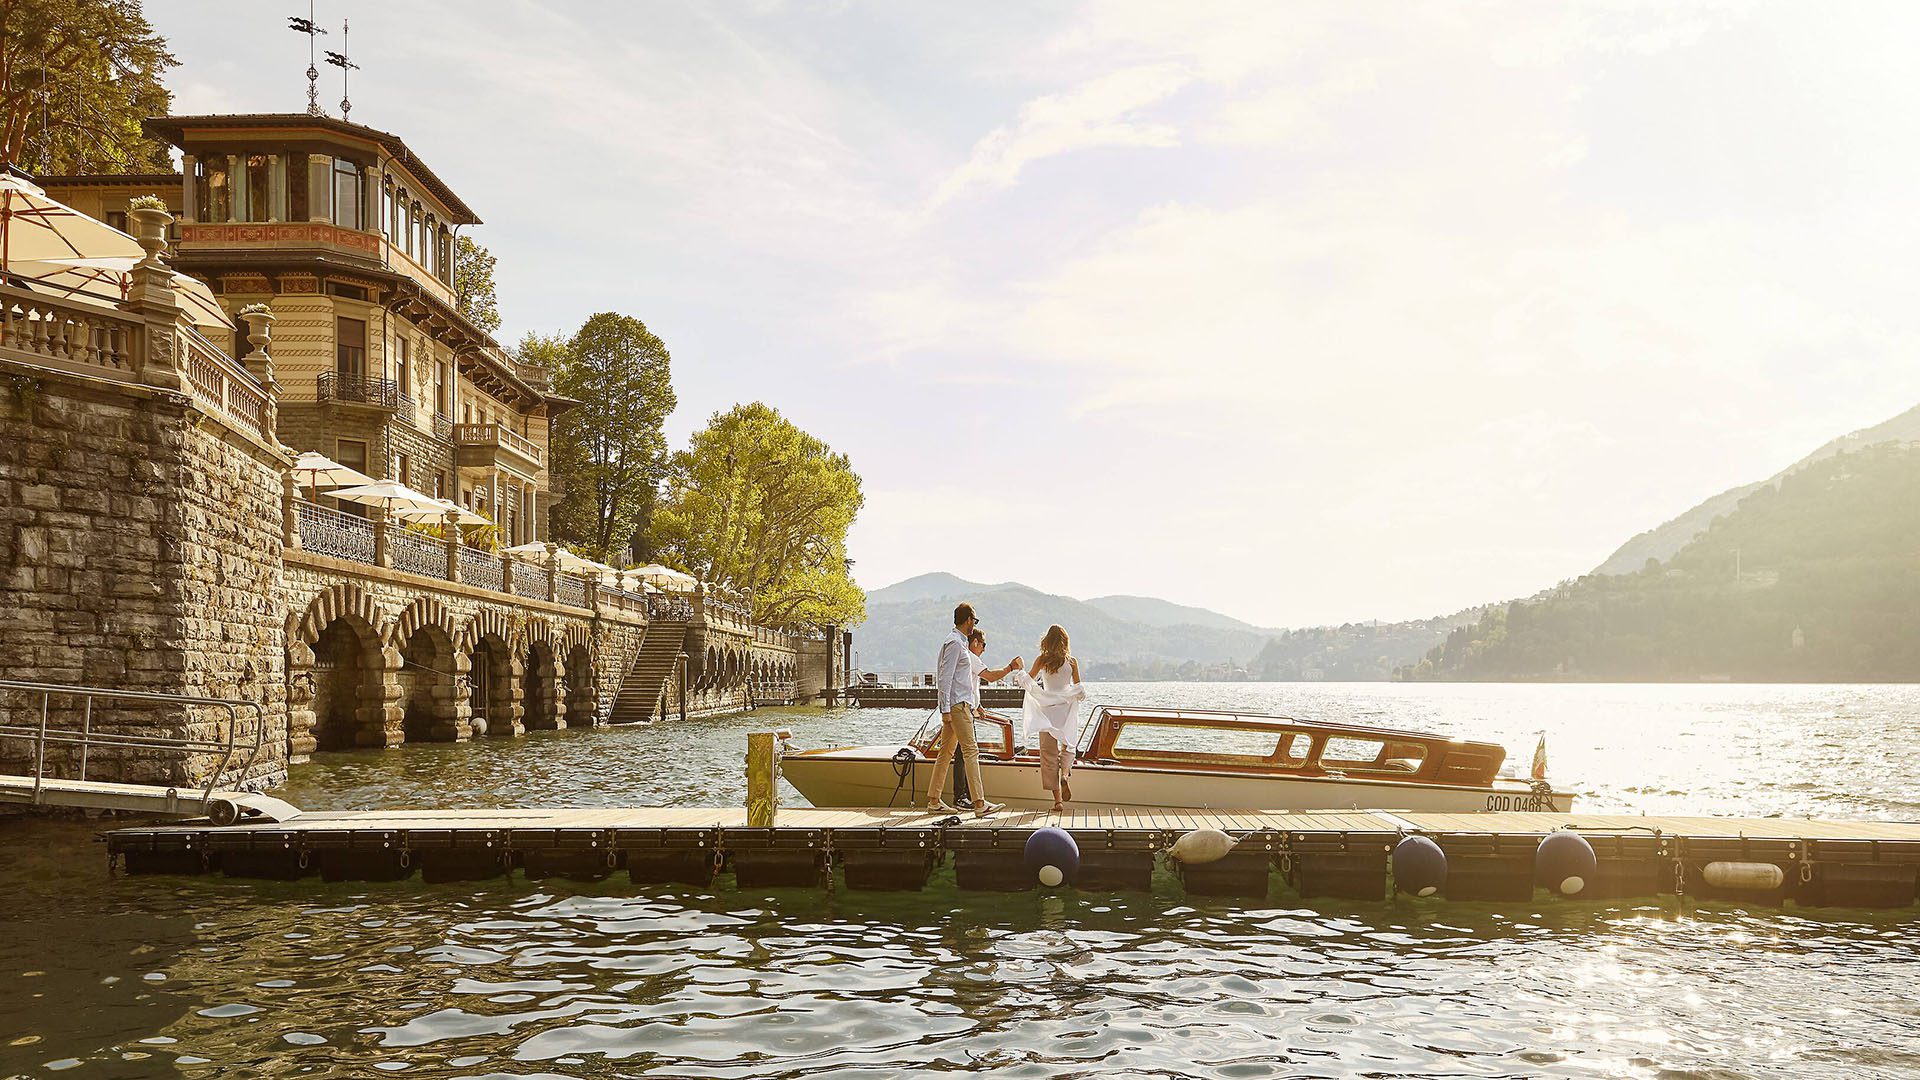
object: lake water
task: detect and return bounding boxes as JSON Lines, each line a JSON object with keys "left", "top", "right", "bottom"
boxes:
{"left": 4, "top": 682, "right": 1920, "bottom": 1078}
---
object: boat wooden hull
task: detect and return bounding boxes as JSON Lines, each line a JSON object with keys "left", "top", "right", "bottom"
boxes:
{"left": 779, "top": 747, "right": 1574, "bottom": 814}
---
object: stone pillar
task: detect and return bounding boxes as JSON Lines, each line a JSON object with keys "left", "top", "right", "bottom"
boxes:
{"left": 124, "top": 205, "right": 186, "bottom": 393}
{"left": 282, "top": 470, "right": 301, "bottom": 550}
{"left": 443, "top": 509, "right": 462, "bottom": 582}
{"left": 526, "top": 483, "right": 538, "bottom": 543}
{"left": 372, "top": 506, "right": 392, "bottom": 568}
{"left": 238, "top": 307, "right": 280, "bottom": 436}
{"left": 502, "top": 552, "right": 516, "bottom": 594}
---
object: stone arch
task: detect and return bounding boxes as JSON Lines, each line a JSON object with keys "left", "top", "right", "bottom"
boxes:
{"left": 459, "top": 606, "right": 516, "bottom": 653}
{"left": 564, "top": 640, "right": 597, "bottom": 727}
{"left": 461, "top": 609, "right": 523, "bottom": 738}
{"left": 522, "top": 620, "right": 562, "bottom": 731}
{"left": 287, "top": 583, "right": 399, "bottom": 755}
{"left": 398, "top": 619, "right": 466, "bottom": 743}
{"left": 390, "top": 595, "right": 456, "bottom": 652}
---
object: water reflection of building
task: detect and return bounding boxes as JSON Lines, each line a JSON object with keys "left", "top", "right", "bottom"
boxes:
{"left": 43, "top": 114, "right": 569, "bottom": 548}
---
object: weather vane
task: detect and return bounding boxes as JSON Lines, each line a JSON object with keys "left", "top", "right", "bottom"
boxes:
{"left": 287, "top": 3, "right": 327, "bottom": 116}
{"left": 325, "top": 19, "right": 360, "bottom": 121}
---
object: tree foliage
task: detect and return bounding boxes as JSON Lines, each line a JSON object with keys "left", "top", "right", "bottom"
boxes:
{"left": 0, "top": 0, "right": 175, "bottom": 172}
{"left": 546, "top": 313, "right": 675, "bottom": 562}
{"left": 650, "top": 402, "right": 865, "bottom": 629}
{"left": 454, "top": 236, "right": 500, "bottom": 334}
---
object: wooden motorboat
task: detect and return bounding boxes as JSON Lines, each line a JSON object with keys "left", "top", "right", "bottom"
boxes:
{"left": 778, "top": 705, "right": 1573, "bottom": 814}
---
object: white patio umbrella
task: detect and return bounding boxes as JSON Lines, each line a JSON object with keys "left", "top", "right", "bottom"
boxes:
{"left": 11, "top": 253, "right": 234, "bottom": 331}
{"left": 501, "top": 541, "right": 552, "bottom": 561}
{"left": 326, "top": 480, "right": 444, "bottom": 518}
{"left": 0, "top": 176, "right": 143, "bottom": 274}
{"left": 394, "top": 497, "right": 491, "bottom": 527}
{"left": 290, "top": 450, "right": 375, "bottom": 502}
{"left": 632, "top": 563, "right": 698, "bottom": 590}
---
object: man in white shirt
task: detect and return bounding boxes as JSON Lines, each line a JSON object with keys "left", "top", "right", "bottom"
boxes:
{"left": 948, "top": 628, "right": 1022, "bottom": 808}
{"left": 925, "top": 602, "right": 1005, "bottom": 816}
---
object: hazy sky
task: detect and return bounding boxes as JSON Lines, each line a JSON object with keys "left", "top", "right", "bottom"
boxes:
{"left": 154, "top": 1, "right": 1920, "bottom": 627}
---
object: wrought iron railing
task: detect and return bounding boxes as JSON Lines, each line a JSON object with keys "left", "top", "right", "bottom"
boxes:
{"left": 433, "top": 413, "right": 454, "bottom": 441}
{"left": 557, "top": 572, "right": 588, "bottom": 608}
{"left": 317, "top": 370, "right": 400, "bottom": 409}
{"left": 463, "top": 548, "right": 504, "bottom": 592}
{"left": 297, "top": 500, "right": 375, "bottom": 562}
{"left": 512, "top": 563, "right": 549, "bottom": 600}
{"left": 390, "top": 527, "right": 446, "bottom": 579}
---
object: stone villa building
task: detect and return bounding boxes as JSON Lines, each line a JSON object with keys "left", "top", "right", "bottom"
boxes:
{"left": 3, "top": 111, "right": 847, "bottom": 794}
{"left": 44, "top": 113, "right": 556, "bottom": 546}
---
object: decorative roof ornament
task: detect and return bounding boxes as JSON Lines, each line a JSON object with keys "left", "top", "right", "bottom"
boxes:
{"left": 287, "top": 3, "right": 327, "bottom": 117}
{"left": 324, "top": 19, "right": 360, "bottom": 121}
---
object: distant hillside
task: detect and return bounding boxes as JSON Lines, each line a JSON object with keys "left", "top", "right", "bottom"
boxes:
{"left": 1084, "top": 595, "right": 1257, "bottom": 632}
{"left": 1409, "top": 441, "right": 1920, "bottom": 681}
{"left": 855, "top": 576, "right": 1272, "bottom": 673}
{"left": 1595, "top": 402, "right": 1920, "bottom": 574}
{"left": 855, "top": 574, "right": 1455, "bottom": 679}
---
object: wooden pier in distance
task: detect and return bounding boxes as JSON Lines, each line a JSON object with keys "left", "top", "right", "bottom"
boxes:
{"left": 103, "top": 806, "right": 1920, "bottom": 909}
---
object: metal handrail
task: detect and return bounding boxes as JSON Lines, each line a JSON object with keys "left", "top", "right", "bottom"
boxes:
{"left": 0, "top": 678, "right": 266, "bottom": 806}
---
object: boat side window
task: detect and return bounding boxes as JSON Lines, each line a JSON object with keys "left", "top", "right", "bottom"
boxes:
{"left": 1108, "top": 722, "right": 1286, "bottom": 768}
{"left": 1321, "top": 736, "right": 1428, "bottom": 776}
{"left": 1279, "top": 732, "right": 1313, "bottom": 767}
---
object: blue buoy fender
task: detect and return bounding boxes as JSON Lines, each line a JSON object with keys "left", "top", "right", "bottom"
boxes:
{"left": 1024, "top": 826, "right": 1080, "bottom": 887}
{"left": 1392, "top": 835, "right": 1447, "bottom": 897}
{"left": 1536, "top": 832, "right": 1598, "bottom": 896}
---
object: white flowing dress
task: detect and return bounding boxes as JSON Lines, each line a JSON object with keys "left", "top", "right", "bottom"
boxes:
{"left": 1013, "top": 660, "right": 1086, "bottom": 749}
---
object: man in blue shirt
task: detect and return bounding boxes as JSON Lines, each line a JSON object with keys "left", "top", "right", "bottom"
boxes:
{"left": 924, "top": 602, "right": 1004, "bottom": 816}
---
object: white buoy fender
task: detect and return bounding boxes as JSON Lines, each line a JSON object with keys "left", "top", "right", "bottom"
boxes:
{"left": 1536, "top": 832, "right": 1598, "bottom": 896}
{"left": 1392, "top": 835, "right": 1447, "bottom": 897}
{"left": 1168, "top": 827, "right": 1237, "bottom": 865}
{"left": 1024, "top": 826, "right": 1080, "bottom": 887}
{"left": 471, "top": 716, "right": 488, "bottom": 737}
{"left": 1702, "top": 861, "right": 1786, "bottom": 891}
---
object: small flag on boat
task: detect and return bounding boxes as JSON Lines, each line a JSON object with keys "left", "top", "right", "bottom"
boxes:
{"left": 1531, "top": 735, "right": 1548, "bottom": 781}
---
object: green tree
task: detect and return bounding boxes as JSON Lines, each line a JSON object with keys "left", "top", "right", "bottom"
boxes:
{"left": 1, "top": 0, "right": 175, "bottom": 172}
{"left": 547, "top": 313, "right": 675, "bottom": 562}
{"left": 650, "top": 402, "right": 865, "bottom": 629}
{"left": 453, "top": 236, "right": 500, "bottom": 334}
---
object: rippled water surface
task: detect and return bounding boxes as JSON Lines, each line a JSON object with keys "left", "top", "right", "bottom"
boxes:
{"left": 5, "top": 682, "right": 1920, "bottom": 1078}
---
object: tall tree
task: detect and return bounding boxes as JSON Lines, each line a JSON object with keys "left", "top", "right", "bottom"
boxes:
{"left": 548, "top": 313, "right": 675, "bottom": 562}
{"left": 1, "top": 0, "right": 175, "bottom": 173}
{"left": 651, "top": 402, "right": 865, "bottom": 629}
{"left": 453, "top": 235, "right": 500, "bottom": 334}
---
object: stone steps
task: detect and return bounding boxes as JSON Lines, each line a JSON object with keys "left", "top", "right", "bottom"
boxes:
{"left": 605, "top": 621, "right": 689, "bottom": 724}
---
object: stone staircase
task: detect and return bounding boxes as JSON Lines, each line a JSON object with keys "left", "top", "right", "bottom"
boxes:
{"left": 604, "top": 620, "right": 688, "bottom": 725}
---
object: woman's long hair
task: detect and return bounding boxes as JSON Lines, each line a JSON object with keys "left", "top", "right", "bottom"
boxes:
{"left": 1037, "top": 624, "right": 1070, "bottom": 675}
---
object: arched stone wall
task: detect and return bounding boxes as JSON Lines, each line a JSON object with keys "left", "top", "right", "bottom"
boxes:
{"left": 286, "top": 582, "right": 401, "bottom": 755}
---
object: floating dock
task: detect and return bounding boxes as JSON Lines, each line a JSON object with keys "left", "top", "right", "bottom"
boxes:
{"left": 846, "top": 685, "right": 1023, "bottom": 708}
{"left": 102, "top": 807, "right": 1920, "bottom": 909}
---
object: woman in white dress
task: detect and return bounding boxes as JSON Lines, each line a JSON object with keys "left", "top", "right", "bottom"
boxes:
{"left": 1025, "top": 624, "right": 1083, "bottom": 812}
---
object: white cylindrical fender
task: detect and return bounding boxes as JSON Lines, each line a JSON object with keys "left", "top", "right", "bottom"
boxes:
{"left": 1168, "top": 827, "right": 1237, "bottom": 865}
{"left": 1702, "top": 861, "right": 1786, "bottom": 891}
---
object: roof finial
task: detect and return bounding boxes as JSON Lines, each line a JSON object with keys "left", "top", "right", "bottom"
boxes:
{"left": 325, "top": 19, "right": 360, "bottom": 121}
{"left": 287, "top": 2, "right": 327, "bottom": 116}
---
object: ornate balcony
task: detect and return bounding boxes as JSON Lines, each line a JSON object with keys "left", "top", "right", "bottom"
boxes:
{"left": 317, "top": 371, "right": 400, "bottom": 410}
{"left": 453, "top": 422, "right": 543, "bottom": 474}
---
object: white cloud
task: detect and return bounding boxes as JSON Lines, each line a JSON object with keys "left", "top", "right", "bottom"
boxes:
{"left": 929, "top": 62, "right": 1192, "bottom": 207}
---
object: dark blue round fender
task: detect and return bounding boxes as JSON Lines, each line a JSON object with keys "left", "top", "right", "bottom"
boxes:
{"left": 1536, "top": 832, "right": 1598, "bottom": 896}
{"left": 1392, "top": 835, "right": 1447, "bottom": 897}
{"left": 1024, "top": 826, "right": 1079, "bottom": 887}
